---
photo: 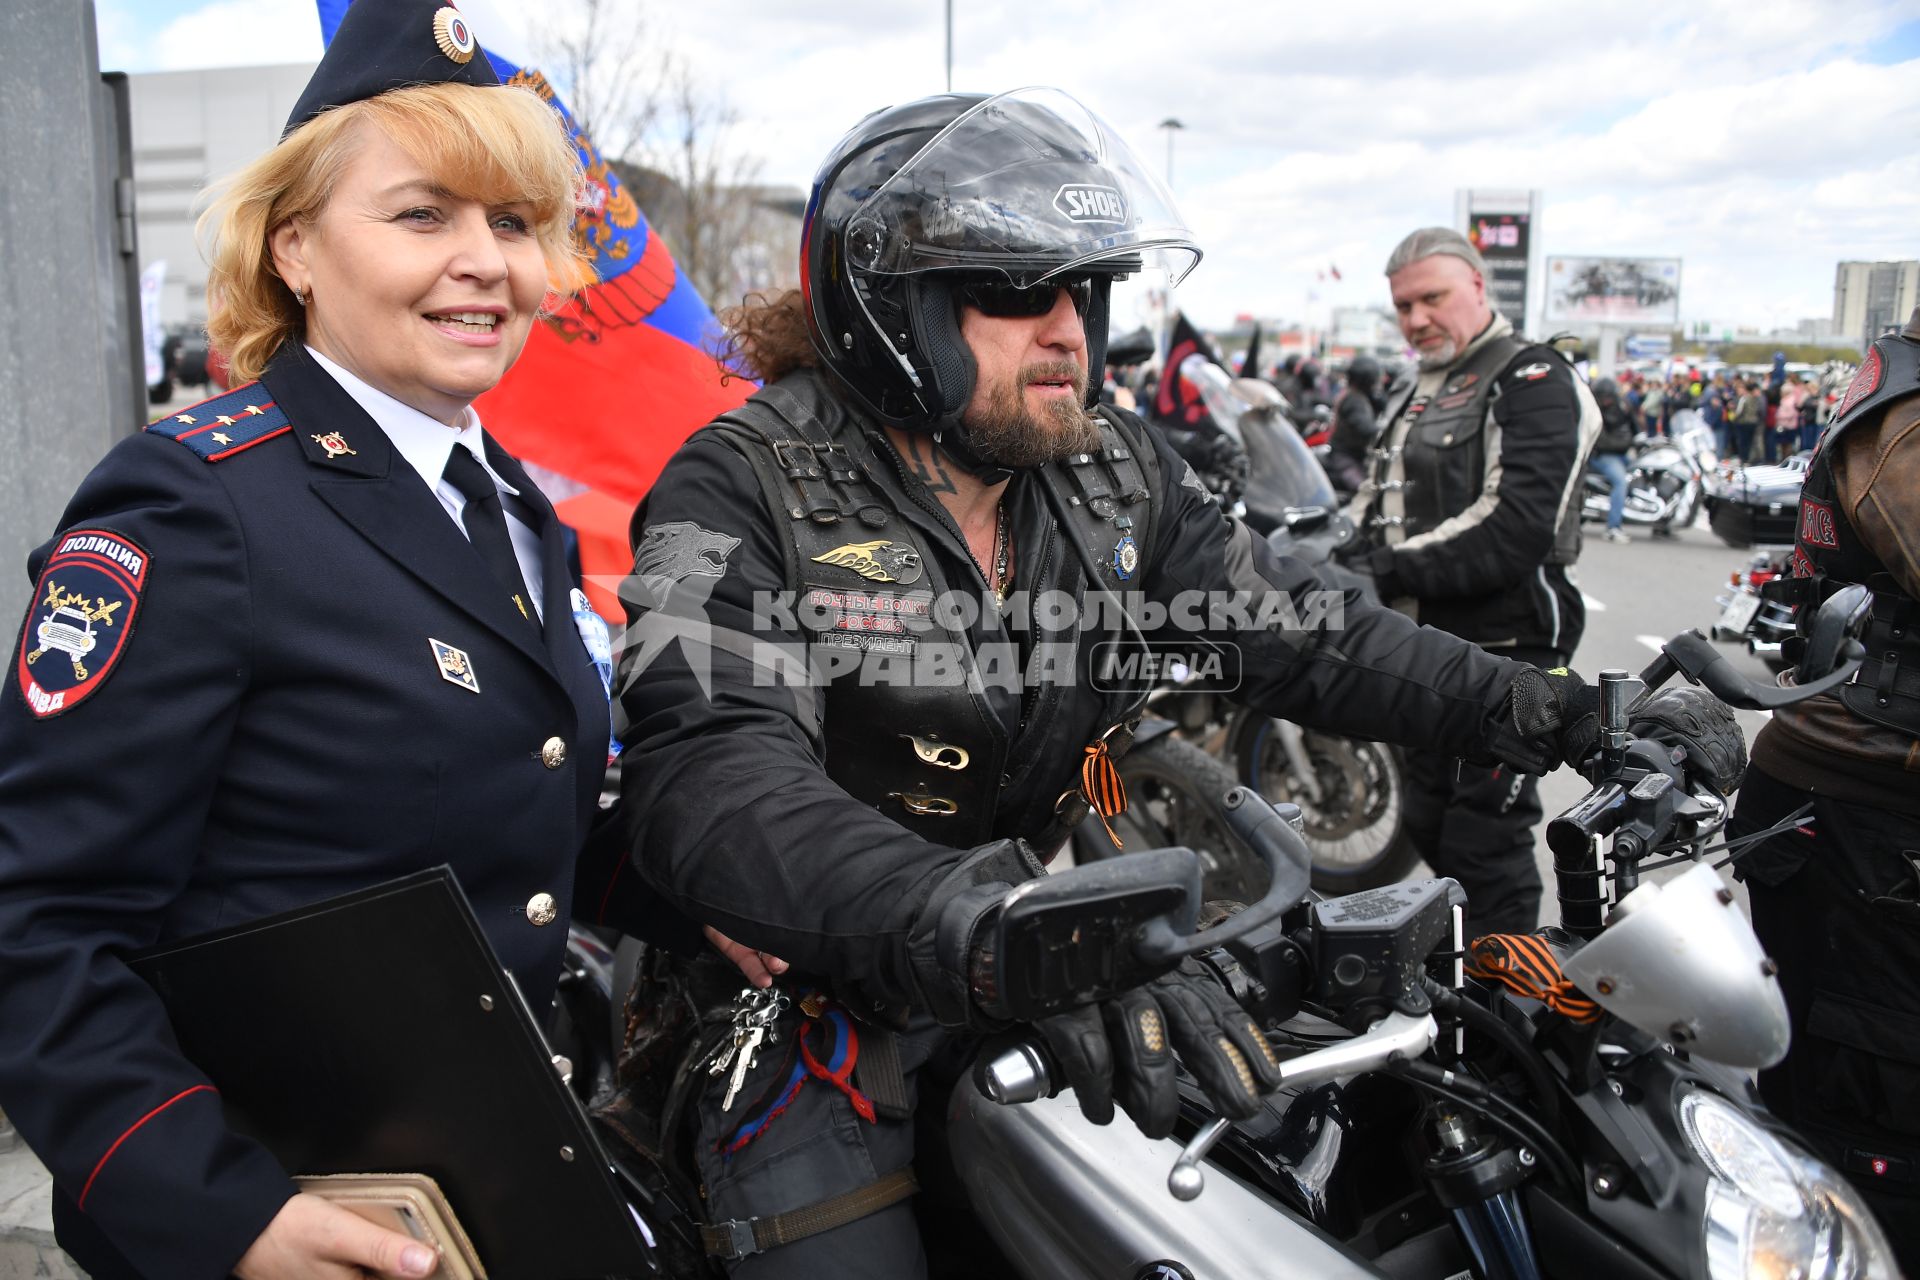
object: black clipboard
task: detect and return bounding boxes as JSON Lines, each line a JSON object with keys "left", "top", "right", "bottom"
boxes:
{"left": 130, "top": 867, "right": 656, "bottom": 1278}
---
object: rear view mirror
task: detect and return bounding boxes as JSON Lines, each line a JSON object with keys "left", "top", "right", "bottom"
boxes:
{"left": 1800, "top": 583, "right": 1871, "bottom": 682}
{"left": 988, "top": 848, "right": 1201, "bottom": 1021}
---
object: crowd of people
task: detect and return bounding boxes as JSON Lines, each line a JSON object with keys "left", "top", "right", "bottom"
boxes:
{"left": 1618, "top": 364, "right": 1841, "bottom": 463}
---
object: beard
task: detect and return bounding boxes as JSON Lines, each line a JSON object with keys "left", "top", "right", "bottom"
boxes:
{"left": 963, "top": 361, "right": 1101, "bottom": 468}
{"left": 1412, "top": 331, "right": 1460, "bottom": 370}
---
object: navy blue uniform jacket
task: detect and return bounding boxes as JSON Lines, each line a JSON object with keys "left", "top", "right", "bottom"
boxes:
{"left": 0, "top": 344, "right": 617, "bottom": 1279}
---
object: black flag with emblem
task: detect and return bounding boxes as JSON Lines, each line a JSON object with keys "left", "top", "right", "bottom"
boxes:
{"left": 1150, "top": 311, "right": 1229, "bottom": 433}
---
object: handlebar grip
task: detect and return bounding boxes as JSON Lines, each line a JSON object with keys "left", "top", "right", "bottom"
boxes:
{"left": 976, "top": 1039, "right": 1053, "bottom": 1105}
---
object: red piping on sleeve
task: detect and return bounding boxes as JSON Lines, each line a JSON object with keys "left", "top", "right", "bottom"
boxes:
{"left": 595, "top": 854, "right": 626, "bottom": 926}
{"left": 78, "top": 1084, "right": 218, "bottom": 1209}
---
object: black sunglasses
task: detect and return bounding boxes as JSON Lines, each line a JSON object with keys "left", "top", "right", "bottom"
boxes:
{"left": 953, "top": 276, "right": 1095, "bottom": 319}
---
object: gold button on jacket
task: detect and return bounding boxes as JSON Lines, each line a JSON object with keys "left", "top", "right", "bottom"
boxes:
{"left": 525, "top": 892, "right": 558, "bottom": 926}
{"left": 540, "top": 736, "right": 567, "bottom": 769}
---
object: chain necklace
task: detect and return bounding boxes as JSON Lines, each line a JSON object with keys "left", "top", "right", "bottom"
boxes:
{"left": 992, "top": 500, "right": 1013, "bottom": 606}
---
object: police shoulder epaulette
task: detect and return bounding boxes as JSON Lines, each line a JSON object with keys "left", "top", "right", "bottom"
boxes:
{"left": 146, "top": 383, "right": 292, "bottom": 461}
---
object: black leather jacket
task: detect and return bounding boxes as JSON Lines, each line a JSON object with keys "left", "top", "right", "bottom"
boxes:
{"left": 616, "top": 367, "right": 1529, "bottom": 1017}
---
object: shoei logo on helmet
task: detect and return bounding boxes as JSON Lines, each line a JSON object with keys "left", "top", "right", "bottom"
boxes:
{"left": 1053, "top": 184, "right": 1128, "bottom": 225}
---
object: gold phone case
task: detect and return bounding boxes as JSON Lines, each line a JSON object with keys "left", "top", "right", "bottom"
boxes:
{"left": 295, "top": 1173, "right": 486, "bottom": 1279}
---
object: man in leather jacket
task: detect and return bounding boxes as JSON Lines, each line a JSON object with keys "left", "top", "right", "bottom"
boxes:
{"left": 1344, "top": 228, "right": 1601, "bottom": 937}
{"left": 1731, "top": 309, "right": 1920, "bottom": 1269}
{"left": 613, "top": 95, "right": 1601, "bottom": 1277}
{"left": 1326, "top": 354, "right": 1383, "bottom": 495}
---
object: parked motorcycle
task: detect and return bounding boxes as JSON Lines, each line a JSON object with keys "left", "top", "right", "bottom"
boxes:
{"left": 956, "top": 589, "right": 1900, "bottom": 1279}
{"left": 1582, "top": 410, "right": 1715, "bottom": 537}
{"left": 1119, "top": 357, "right": 1419, "bottom": 894}
{"left": 1709, "top": 549, "right": 1794, "bottom": 674}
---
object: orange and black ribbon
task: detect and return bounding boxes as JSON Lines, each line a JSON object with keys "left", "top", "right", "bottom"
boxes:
{"left": 1465, "top": 934, "right": 1602, "bottom": 1024}
{"left": 1082, "top": 738, "right": 1129, "bottom": 849}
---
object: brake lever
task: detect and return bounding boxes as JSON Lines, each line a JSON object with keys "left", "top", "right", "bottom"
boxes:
{"left": 1638, "top": 629, "right": 1864, "bottom": 710}
{"left": 1167, "top": 1011, "right": 1438, "bottom": 1200}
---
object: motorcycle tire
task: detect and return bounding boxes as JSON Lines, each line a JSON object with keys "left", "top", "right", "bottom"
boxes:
{"left": 1069, "top": 733, "right": 1270, "bottom": 904}
{"left": 1234, "top": 718, "right": 1420, "bottom": 892}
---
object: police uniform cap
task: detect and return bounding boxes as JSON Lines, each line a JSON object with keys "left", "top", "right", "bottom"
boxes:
{"left": 285, "top": 0, "right": 500, "bottom": 138}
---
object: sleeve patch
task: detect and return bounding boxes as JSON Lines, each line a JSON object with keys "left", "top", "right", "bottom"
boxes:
{"left": 13, "top": 529, "right": 149, "bottom": 718}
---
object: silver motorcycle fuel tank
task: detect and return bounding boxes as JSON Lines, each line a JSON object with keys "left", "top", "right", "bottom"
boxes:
{"left": 947, "top": 1080, "right": 1379, "bottom": 1279}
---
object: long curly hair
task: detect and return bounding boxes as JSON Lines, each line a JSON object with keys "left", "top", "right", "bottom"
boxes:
{"left": 200, "top": 82, "right": 591, "bottom": 385}
{"left": 716, "top": 289, "right": 817, "bottom": 385}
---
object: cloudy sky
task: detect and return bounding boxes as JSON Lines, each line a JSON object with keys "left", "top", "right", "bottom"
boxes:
{"left": 97, "top": 0, "right": 1920, "bottom": 339}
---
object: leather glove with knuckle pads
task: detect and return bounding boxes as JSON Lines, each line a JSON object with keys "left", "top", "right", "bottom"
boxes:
{"left": 1033, "top": 959, "right": 1281, "bottom": 1140}
{"left": 1497, "top": 664, "right": 1603, "bottom": 773}
{"left": 1627, "top": 685, "right": 1747, "bottom": 796}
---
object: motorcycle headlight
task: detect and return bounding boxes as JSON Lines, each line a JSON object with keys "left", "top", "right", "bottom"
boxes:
{"left": 1678, "top": 1090, "right": 1899, "bottom": 1279}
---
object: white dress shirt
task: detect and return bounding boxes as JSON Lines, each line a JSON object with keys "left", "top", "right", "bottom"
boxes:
{"left": 307, "top": 347, "right": 545, "bottom": 621}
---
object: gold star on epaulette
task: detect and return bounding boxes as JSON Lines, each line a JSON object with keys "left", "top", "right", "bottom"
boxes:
{"left": 174, "top": 413, "right": 196, "bottom": 425}
{"left": 215, "top": 415, "right": 235, "bottom": 427}
{"left": 243, "top": 405, "right": 264, "bottom": 416}
{"left": 211, "top": 432, "right": 233, "bottom": 445}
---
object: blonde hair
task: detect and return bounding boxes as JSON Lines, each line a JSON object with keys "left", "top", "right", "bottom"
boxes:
{"left": 201, "top": 82, "right": 592, "bottom": 384}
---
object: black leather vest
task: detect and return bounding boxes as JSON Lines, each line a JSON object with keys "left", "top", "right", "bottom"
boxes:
{"left": 708, "top": 372, "right": 1161, "bottom": 849}
{"left": 1367, "top": 332, "right": 1582, "bottom": 567}
{"left": 1769, "top": 329, "right": 1920, "bottom": 738}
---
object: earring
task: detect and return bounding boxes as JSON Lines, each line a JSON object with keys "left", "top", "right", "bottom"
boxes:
{"left": 292, "top": 286, "right": 307, "bottom": 307}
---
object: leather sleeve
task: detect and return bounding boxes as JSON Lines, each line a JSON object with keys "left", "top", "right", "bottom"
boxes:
{"left": 1389, "top": 354, "right": 1591, "bottom": 600}
{"left": 1841, "top": 394, "right": 1920, "bottom": 601}
{"left": 0, "top": 435, "right": 295, "bottom": 1280}
{"left": 1133, "top": 418, "right": 1521, "bottom": 762}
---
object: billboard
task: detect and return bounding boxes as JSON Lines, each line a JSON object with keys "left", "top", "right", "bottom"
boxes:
{"left": 1545, "top": 256, "right": 1682, "bottom": 326}
{"left": 1467, "top": 211, "right": 1532, "bottom": 334}
{"left": 1456, "top": 191, "right": 1540, "bottom": 335}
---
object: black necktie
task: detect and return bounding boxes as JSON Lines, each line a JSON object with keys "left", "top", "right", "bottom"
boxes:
{"left": 443, "top": 446, "right": 538, "bottom": 627}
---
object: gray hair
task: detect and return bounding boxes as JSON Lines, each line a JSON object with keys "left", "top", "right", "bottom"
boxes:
{"left": 1384, "top": 227, "right": 1488, "bottom": 280}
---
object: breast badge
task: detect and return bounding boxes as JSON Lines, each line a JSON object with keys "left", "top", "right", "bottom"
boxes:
{"left": 311, "top": 432, "right": 357, "bottom": 459}
{"left": 1111, "top": 534, "right": 1140, "bottom": 581}
{"left": 811, "top": 540, "right": 924, "bottom": 585}
{"left": 14, "top": 529, "right": 148, "bottom": 719}
{"left": 429, "top": 638, "right": 479, "bottom": 693}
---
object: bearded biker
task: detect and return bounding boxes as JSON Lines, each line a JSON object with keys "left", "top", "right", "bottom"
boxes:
{"left": 1342, "top": 228, "right": 1601, "bottom": 938}
{"left": 613, "top": 90, "right": 1602, "bottom": 1277}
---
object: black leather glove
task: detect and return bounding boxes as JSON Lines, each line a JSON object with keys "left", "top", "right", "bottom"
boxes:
{"left": 1500, "top": 665, "right": 1603, "bottom": 772}
{"left": 1033, "top": 958, "right": 1281, "bottom": 1140}
{"left": 1629, "top": 686, "right": 1747, "bottom": 796}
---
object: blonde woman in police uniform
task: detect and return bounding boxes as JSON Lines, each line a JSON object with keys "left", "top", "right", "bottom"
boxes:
{"left": 0, "top": 4, "right": 644, "bottom": 1276}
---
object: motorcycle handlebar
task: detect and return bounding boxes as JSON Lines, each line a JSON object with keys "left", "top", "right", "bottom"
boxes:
{"left": 1133, "top": 789, "right": 1313, "bottom": 968}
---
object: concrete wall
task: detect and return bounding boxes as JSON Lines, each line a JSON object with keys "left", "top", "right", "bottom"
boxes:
{"left": 0, "top": 0, "right": 142, "bottom": 633}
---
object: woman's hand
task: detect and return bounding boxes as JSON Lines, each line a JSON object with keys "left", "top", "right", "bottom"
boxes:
{"left": 235, "top": 1192, "right": 439, "bottom": 1279}
{"left": 704, "top": 925, "right": 789, "bottom": 988}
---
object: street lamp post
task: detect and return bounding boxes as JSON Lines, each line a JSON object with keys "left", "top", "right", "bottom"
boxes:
{"left": 1158, "top": 116, "right": 1185, "bottom": 189}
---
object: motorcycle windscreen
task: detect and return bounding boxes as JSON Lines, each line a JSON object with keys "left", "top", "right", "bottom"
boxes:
{"left": 1181, "top": 356, "right": 1339, "bottom": 516}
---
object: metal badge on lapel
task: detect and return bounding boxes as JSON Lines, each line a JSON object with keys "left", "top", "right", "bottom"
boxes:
{"left": 1111, "top": 534, "right": 1140, "bottom": 581}
{"left": 430, "top": 637, "right": 479, "bottom": 693}
{"left": 312, "top": 432, "right": 357, "bottom": 459}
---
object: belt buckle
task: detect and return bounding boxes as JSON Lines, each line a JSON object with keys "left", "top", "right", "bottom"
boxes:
{"left": 714, "top": 1217, "right": 761, "bottom": 1261}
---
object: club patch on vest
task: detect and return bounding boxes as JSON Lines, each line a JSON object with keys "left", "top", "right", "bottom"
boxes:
{"left": 635, "top": 520, "right": 739, "bottom": 584}
{"left": 1837, "top": 345, "right": 1883, "bottom": 419}
{"left": 1798, "top": 496, "right": 1838, "bottom": 549}
{"left": 811, "top": 540, "right": 924, "bottom": 585}
{"left": 1442, "top": 372, "right": 1480, "bottom": 396}
{"left": 1512, "top": 362, "right": 1552, "bottom": 382}
{"left": 14, "top": 529, "right": 149, "bottom": 719}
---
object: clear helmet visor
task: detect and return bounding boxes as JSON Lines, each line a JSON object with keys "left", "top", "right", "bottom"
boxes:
{"left": 845, "top": 87, "right": 1200, "bottom": 288}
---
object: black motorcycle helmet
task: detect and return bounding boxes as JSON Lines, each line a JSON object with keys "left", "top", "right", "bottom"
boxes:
{"left": 800, "top": 89, "right": 1201, "bottom": 473}
{"left": 1591, "top": 376, "right": 1620, "bottom": 406}
{"left": 1345, "top": 354, "right": 1381, "bottom": 394}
